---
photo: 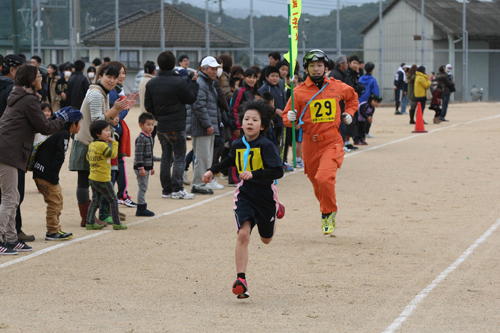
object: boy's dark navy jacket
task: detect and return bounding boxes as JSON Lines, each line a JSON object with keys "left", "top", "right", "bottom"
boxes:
{"left": 32, "top": 128, "right": 70, "bottom": 185}
{"left": 258, "top": 80, "right": 286, "bottom": 128}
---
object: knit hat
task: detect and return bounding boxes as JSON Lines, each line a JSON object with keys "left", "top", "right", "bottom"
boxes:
{"left": 2, "top": 54, "right": 26, "bottom": 69}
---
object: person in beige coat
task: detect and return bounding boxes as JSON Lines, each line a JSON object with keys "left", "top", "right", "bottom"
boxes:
{"left": 46, "top": 64, "right": 61, "bottom": 112}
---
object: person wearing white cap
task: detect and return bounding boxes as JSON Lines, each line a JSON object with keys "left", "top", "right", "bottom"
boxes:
{"left": 186, "top": 56, "right": 223, "bottom": 195}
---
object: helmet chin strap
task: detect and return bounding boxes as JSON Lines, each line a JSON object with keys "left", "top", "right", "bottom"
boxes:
{"left": 309, "top": 74, "right": 324, "bottom": 82}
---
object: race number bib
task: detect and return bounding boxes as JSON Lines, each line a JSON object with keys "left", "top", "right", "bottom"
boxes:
{"left": 236, "top": 148, "right": 264, "bottom": 173}
{"left": 310, "top": 99, "right": 337, "bottom": 123}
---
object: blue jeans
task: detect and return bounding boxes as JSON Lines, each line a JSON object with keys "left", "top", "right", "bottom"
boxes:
{"left": 158, "top": 130, "right": 187, "bottom": 194}
{"left": 441, "top": 95, "right": 450, "bottom": 119}
{"left": 401, "top": 94, "right": 409, "bottom": 114}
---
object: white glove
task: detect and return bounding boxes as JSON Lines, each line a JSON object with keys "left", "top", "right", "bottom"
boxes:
{"left": 342, "top": 113, "right": 352, "bottom": 125}
{"left": 287, "top": 110, "right": 297, "bottom": 122}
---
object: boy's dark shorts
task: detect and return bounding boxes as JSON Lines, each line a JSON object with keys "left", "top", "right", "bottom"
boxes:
{"left": 233, "top": 182, "right": 278, "bottom": 239}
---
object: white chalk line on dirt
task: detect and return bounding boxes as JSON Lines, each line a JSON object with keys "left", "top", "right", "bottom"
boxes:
{"left": 0, "top": 169, "right": 301, "bottom": 270}
{"left": 0, "top": 113, "right": 498, "bottom": 271}
{"left": 382, "top": 218, "right": 500, "bottom": 333}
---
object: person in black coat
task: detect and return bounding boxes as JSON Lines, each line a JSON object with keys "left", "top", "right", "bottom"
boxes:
{"left": 33, "top": 120, "right": 82, "bottom": 240}
{"left": 67, "top": 60, "right": 89, "bottom": 110}
{"left": 144, "top": 51, "right": 199, "bottom": 199}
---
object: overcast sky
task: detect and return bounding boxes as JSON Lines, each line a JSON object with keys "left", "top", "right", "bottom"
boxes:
{"left": 181, "top": 0, "right": 379, "bottom": 17}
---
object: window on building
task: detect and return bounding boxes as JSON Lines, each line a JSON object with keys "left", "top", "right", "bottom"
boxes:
{"left": 120, "top": 50, "right": 140, "bottom": 69}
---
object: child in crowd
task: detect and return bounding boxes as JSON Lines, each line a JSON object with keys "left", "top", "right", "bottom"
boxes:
{"left": 228, "top": 69, "right": 258, "bottom": 186}
{"left": 34, "top": 103, "right": 54, "bottom": 144}
{"left": 33, "top": 116, "right": 82, "bottom": 240}
{"left": 260, "top": 92, "right": 278, "bottom": 146}
{"left": 86, "top": 120, "right": 127, "bottom": 230}
{"left": 202, "top": 100, "right": 285, "bottom": 300}
{"left": 429, "top": 83, "right": 443, "bottom": 124}
{"left": 283, "top": 71, "right": 303, "bottom": 168}
{"left": 258, "top": 67, "right": 287, "bottom": 169}
{"left": 134, "top": 113, "right": 156, "bottom": 216}
{"left": 354, "top": 94, "right": 382, "bottom": 145}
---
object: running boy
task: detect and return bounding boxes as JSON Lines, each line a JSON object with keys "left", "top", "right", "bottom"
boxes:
{"left": 134, "top": 113, "right": 156, "bottom": 216}
{"left": 33, "top": 114, "right": 82, "bottom": 240}
{"left": 283, "top": 49, "right": 358, "bottom": 235}
{"left": 353, "top": 94, "right": 382, "bottom": 145}
{"left": 86, "top": 120, "right": 127, "bottom": 230}
{"left": 202, "top": 100, "right": 285, "bottom": 299}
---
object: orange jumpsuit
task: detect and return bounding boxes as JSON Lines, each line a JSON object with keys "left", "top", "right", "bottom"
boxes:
{"left": 283, "top": 76, "right": 358, "bottom": 214}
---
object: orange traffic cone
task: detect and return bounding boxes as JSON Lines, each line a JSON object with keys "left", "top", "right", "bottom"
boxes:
{"left": 412, "top": 102, "right": 427, "bottom": 133}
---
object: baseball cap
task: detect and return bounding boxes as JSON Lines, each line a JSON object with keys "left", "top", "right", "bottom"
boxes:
{"left": 2, "top": 54, "right": 27, "bottom": 69}
{"left": 201, "top": 56, "right": 221, "bottom": 68}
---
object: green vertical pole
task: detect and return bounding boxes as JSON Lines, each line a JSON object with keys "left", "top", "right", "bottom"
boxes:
{"left": 287, "top": 0, "right": 296, "bottom": 168}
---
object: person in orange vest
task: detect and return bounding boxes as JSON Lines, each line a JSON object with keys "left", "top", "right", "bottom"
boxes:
{"left": 283, "top": 49, "right": 358, "bottom": 235}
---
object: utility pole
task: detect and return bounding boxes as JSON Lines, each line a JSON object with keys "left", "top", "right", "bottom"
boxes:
{"left": 69, "top": 0, "right": 74, "bottom": 61}
{"left": 115, "top": 0, "right": 120, "bottom": 60}
{"left": 336, "top": 0, "right": 341, "bottom": 56}
{"left": 161, "top": 0, "right": 165, "bottom": 51}
{"left": 11, "top": 0, "right": 20, "bottom": 54}
{"left": 421, "top": 0, "right": 425, "bottom": 66}
{"left": 74, "top": 0, "right": 81, "bottom": 60}
{"left": 36, "top": 0, "right": 41, "bottom": 56}
{"left": 379, "top": 0, "right": 383, "bottom": 97}
{"left": 462, "top": 0, "right": 468, "bottom": 101}
{"left": 250, "top": 0, "right": 254, "bottom": 66}
{"left": 30, "top": 0, "right": 34, "bottom": 56}
{"left": 205, "top": 0, "right": 210, "bottom": 55}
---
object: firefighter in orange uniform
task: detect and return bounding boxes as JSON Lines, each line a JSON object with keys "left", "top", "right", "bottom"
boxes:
{"left": 283, "top": 50, "right": 358, "bottom": 235}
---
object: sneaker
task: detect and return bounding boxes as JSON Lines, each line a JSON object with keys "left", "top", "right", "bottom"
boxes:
{"left": 395, "top": 111, "right": 402, "bottom": 115}
{"left": 295, "top": 159, "right": 305, "bottom": 168}
{"left": 401, "top": 110, "right": 408, "bottom": 114}
{"left": 353, "top": 141, "right": 361, "bottom": 146}
{"left": 101, "top": 216, "right": 113, "bottom": 224}
{"left": 171, "top": 189, "right": 195, "bottom": 199}
{"left": 0, "top": 242, "right": 17, "bottom": 255}
{"left": 343, "top": 146, "right": 351, "bottom": 153}
{"left": 345, "top": 144, "right": 358, "bottom": 150}
{"left": 321, "top": 212, "right": 336, "bottom": 235}
{"left": 228, "top": 183, "right": 238, "bottom": 187}
{"left": 113, "top": 223, "right": 128, "bottom": 230}
{"left": 118, "top": 197, "right": 137, "bottom": 208}
{"left": 45, "top": 231, "right": 73, "bottom": 241}
{"left": 6, "top": 239, "right": 32, "bottom": 252}
{"left": 191, "top": 186, "right": 213, "bottom": 195}
{"left": 162, "top": 193, "right": 172, "bottom": 199}
{"left": 360, "top": 140, "right": 368, "bottom": 145}
{"left": 220, "top": 174, "right": 228, "bottom": 180}
{"left": 284, "top": 162, "right": 294, "bottom": 172}
{"left": 205, "top": 178, "right": 224, "bottom": 190}
{"left": 183, "top": 171, "right": 191, "bottom": 185}
{"left": 86, "top": 223, "right": 105, "bottom": 230}
{"left": 277, "top": 203, "right": 285, "bottom": 219}
{"left": 366, "top": 133, "right": 374, "bottom": 138}
{"left": 232, "top": 278, "right": 249, "bottom": 299}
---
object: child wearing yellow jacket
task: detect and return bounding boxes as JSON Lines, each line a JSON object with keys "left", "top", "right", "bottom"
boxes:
{"left": 86, "top": 120, "right": 127, "bottom": 230}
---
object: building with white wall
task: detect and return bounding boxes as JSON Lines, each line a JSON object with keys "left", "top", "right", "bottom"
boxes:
{"left": 361, "top": 0, "right": 500, "bottom": 102}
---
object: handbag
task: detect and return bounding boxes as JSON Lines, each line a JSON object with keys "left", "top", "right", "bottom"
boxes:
{"left": 449, "top": 83, "right": 456, "bottom": 93}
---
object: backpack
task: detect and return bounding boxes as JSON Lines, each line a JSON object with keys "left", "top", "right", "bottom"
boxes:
{"left": 27, "top": 136, "right": 50, "bottom": 171}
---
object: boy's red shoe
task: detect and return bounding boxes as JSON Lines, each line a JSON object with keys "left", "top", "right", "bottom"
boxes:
{"left": 277, "top": 203, "right": 285, "bottom": 219}
{"left": 232, "top": 278, "right": 249, "bottom": 299}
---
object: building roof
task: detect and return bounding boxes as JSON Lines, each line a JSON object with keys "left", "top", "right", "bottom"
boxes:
{"left": 82, "top": 5, "right": 248, "bottom": 48}
{"left": 361, "top": 0, "right": 500, "bottom": 39}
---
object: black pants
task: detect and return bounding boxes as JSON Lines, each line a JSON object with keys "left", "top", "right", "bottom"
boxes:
{"left": 416, "top": 97, "right": 426, "bottom": 116}
{"left": 354, "top": 120, "right": 367, "bottom": 142}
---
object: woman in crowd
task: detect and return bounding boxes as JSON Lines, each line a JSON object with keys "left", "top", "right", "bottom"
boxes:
{"left": 406, "top": 65, "right": 418, "bottom": 124}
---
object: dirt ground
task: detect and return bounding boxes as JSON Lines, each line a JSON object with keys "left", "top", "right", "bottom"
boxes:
{"left": 0, "top": 102, "right": 499, "bottom": 332}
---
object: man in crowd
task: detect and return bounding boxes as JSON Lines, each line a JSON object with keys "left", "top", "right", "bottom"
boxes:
{"left": 186, "top": 56, "right": 222, "bottom": 195}
{"left": 67, "top": 60, "right": 89, "bottom": 110}
{"left": 30, "top": 55, "right": 47, "bottom": 101}
{"left": 145, "top": 51, "right": 199, "bottom": 199}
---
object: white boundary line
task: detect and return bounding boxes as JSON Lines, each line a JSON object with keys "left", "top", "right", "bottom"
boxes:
{"left": 0, "top": 114, "right": 499, "bottom": 272}
{"left": 383, "top": 218, "right": 500, "bottom": 333}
